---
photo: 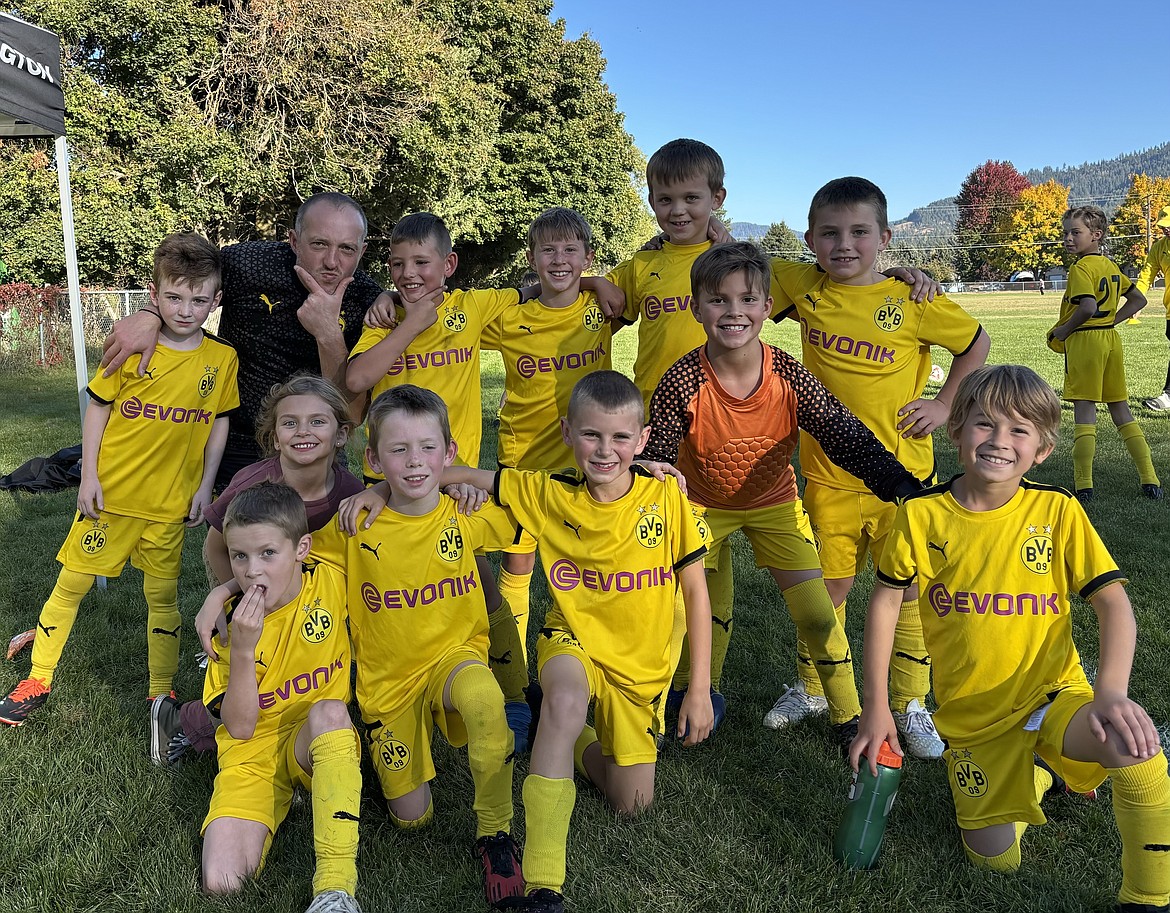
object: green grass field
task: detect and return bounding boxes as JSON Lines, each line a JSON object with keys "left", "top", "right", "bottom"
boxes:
{"left": 1, "top": 292, "right": 1168, "bottom": 913}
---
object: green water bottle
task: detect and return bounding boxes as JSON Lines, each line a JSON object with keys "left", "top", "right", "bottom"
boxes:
{"left": 833, "top": 739, "right": 903, "bottom": 868}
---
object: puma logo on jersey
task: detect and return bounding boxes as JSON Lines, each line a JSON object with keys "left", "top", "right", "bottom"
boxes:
{"left": 490, "top": 650, "right": 512, "bottom": 665}
{"left": 928, "top": 540, "right": 950, "bottom": 561}
{"left": 142, "top": 369, "right": 155, "bottom": 380}
{"left": 712, "top": 615, "right": 732, "bottom": 632}
{"left": 518, "top": 325, "right": 534, "bottom": 334}
{"left": 260, "top": 294, "right": 279, "bottom": 314}
{"left": 805, "top": 293, "right": 820, "bottom": 311}
{"left": 360, "top": 542, "right": 382, "bottom": 559}
{"left": 563, "top": 520, "right": 583, "bottom": 539}
{"left": 151, "top": 625, "right": 181, "bottom": 638}
{"left": 38, "top": 623, "right": 57, "bottom": 637}
{"left": 650, "top": 271, "right": 662, "bottom": 280}
{"left": 255, "top": 653, "right": 268, "bottom": 669}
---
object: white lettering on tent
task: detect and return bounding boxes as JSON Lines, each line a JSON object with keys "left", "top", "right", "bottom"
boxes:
{"left": 0, "top": 42, "right": 56, "bottom": 84}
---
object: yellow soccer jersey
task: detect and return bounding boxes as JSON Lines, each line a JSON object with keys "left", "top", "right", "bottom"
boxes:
{"left": 86, "top": 334, "right": 239, "bottom": 522}
{"left": 609, "top": 241, "right": 712, "bottom": 408}
{"left": 347, "top": 497, "right": 519, "bottom": 721}
{"left": 494, "top": 467, "right": 708, "bottom": 702}
{"left": 349, "top": 287, "right": 521, "bottom": 474}
{"left": 482, "top": 290, "right": 612, "bottom": 470}
{"left": 771, "top": 260, "right": 981, "bottom": 491}
{"left": 204, "top": 555, "right": 351, "bottom": 768}
{"left": 877, "top": 478, "right": 1126, "bottom": 744}
{"left": 1059, "top": 253, "right": 1132, "bottom": 331}
{"left": 1136, "top": 236, "right": 1170, "bottom": 313}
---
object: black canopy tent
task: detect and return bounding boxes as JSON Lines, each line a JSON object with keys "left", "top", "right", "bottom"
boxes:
{"left": 0, "top": 12, "right": 87, "bottom": 413}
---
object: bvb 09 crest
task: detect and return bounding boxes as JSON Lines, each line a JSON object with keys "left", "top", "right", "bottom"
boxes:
{"left": 442, "top": 304, "right": 468, "bottom": 333}
{"left": 1020, "top": 532, "right": 1053, "bottom": 574}
{"left": 636, "top": 511, "right": 665, "bottom": 549}
{"left": 873, "top": 300, "right": 904, "bottom": 332}
{"left": 437, "top": 525, "right": 464, "bottom": 561}
{"left": 198, "top": 365, "right": 219, "bottom": 398}
{"left": 582, "top": 304, "right": 605, "bottom": 332}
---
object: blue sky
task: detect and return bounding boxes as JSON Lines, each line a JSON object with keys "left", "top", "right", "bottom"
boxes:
{"left": 552, "top": 0, "right": 1168, "bottom": 229}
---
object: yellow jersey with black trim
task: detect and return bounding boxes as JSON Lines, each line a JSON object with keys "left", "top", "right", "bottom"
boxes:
{"left": 347, "top": 496, "right": 520, "bottom": 721}
{"left": 204, "top": 553, "right": 351, "bottom": 767}
{"left": 349, "top": 287, "right": 521, "bottom": 473}
{"left": 877, "top": 477, "right": 1126, "bottom": 744}
{"left": 1059, "top": 253, "right": 1132, "bottom": 330}
{"left": 482, "top": 290, "right": 612, "bottom": 470}
{"left": 608, "top": 241, "right": 712, "bottom": 408}
{"left": 494, "top": 467, "right": 709, "bottom": 702}
{"left": 86, "top": 333, "right": 239, "bottom": 522}
{"left": 1135, "top": 236, "right": 1170, "bottom": 311}
{"left": 771, "top": 260, "right": 981, "bottom": 491}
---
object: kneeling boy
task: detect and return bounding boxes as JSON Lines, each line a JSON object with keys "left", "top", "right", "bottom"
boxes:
{"left": 853, "top": 365, "right": 1169, "bottom": 911}
{"left": 201, "top": 483, "right": 362, "bottom": 913}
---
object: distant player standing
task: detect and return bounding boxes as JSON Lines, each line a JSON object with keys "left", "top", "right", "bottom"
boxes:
{"left": 1137, "top": 206, "right": 1170, "bottom": 411}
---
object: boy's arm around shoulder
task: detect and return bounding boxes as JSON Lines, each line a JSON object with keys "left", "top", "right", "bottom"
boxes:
{"left": 640, "top": 359, "right": 696, "bottom": 464}
{"left": 897, "top": 326, "right": 990, "bottom": 440}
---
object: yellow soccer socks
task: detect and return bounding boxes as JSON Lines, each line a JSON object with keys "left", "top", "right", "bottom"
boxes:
{"left": 144, "top": 573, "right": 180, "bottom": 697}
{"left": 29, "top": 568, "right": 94, "bottom": 686}
{"left": 1110, "top": 752, "right": 1170, "bottom": 907}
{"left": 1073, "top": 424, "right": 1097, "bottom": 492}
{"left": 1118, "top": 421, "right": 1160, "bottom": 487}
{"left": 497, "top": 569, "right": 532, "bottom": 666}
{"left": 521, "top": 774, "right": 576, "bottom": 894}
{"left": 799, "top": 598, "right": 846, "bottom": 698}
{"left": 962, "top": 830, "right": 1022, "bottom": 873}
{"left": 784, "top": 578, "right": 859, "bottom": 723}
{"left": 488, "top": 599, "right": 528, "bottom": 705}
{"left": 308, "top": 728, "right": 361, "bottom": 897}
{"left": 889, "top": 597, "right": 930, "bottom": 713}
{"left": 450, "top": 662, "right": 514, "bottom": 837}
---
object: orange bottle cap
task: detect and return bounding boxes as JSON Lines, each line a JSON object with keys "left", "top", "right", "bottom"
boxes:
{"left": 875, "top": 740, "right": 903, "bottom": 769}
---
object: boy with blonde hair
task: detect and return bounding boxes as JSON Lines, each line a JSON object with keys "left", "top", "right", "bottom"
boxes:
{"left": 764, "top": 177, "right": 990, "bottom": 757}
{"left": 0, "top": 232, "right": 238, "bottom": 726}
{"left": 443, "top": 370, "right": 715, "bottom": 913}
{"left": 201, "top": 482, "right": 361, "bottom": 913}
{"left": 643, "top": 242, "right": 922, "bottom": 749}
{"left": 853, "top": 365, "right": 1169, "bottom": 911}
{"left": 1047, "top": 205, "right": 1159, "bottom": 501}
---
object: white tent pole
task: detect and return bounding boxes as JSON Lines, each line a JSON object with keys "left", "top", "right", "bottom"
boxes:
{"left": 55, "top": 134, "right": 87, "bottom": 418}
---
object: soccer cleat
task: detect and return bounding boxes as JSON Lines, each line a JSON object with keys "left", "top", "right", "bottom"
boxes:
{"left": 834, "top": 716, "right": 860, "bottom": 753}
{"left": 0, "top": 677, "right": 50, "bottom": 726}
{"left": 762, "top": 681, "right": 827, "bottom": 730}
{"left": 892, "top": 699, "right": 945, "bottom": 759}
{"left": 505, "top": 700, "right": 532, "bottom": 754}
{"left": 498, "top": 888, "right": 565, "bottom": 913}
{"left": 1075, "top": 489, "right": 1094, "bottom": 504}
{"left": 1142, "top": 392, "right": 1170, "bottom": 412}
{"left": 472, "top": 831, "right": 524, "bottom": 906}
{"left": 150, "top": 694, "right": 192, "bottom": 766}
{"left": 677, "top": 686, "right": 728, "bottom": 740}
{"left": 1143, "top": 484, "right": 1163, "bottom": 501}
{"left": 304, "top": 889, "right": 362, "bottom": 913}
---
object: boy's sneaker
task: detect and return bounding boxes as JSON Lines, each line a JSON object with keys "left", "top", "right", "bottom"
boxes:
{"left": 472, "top": 831, "right": 524, "bottom": 906}
{"left": 0, "top": 677, "right": 50, "bottom": 726}
{"left": 1075, "top": 489, "right": 1094, "bottom": 504}
{"left": 505, "top": 700, "right": 532, "bottom": 754}
{"left": 1143, "top": 484, "right": 1163, "bottom": 501}
{"left": 150, "top": 694, "right": 192, "bottom": 766}
{"left": 1142, "top": 392, "right": 1170, "bottom": 412}
{"left": 892, "top": 699, "right": 945, "bottom": 759}
{"left": 677, "top": 686, "right": 728, "bottom": 740}
{"left": 763, "top": 681, "right": 827, "bottom": 730}
{"left": 499, "top": 889, "right": 565, "bottom": 913}
{"left": 833, "top": 716, "right": 860, "bottom": 752}
{"left": 305, "top": 889, "right": 361, "bottom": 913}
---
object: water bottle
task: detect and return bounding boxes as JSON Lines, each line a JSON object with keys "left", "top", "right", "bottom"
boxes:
{"left": 833, "top": 739, "right": 903, "bottom": 868}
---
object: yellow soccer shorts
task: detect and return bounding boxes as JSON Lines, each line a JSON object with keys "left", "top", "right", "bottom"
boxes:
{"left": 1064, "top": 329, "right": 1128, "bottom": 403}
{"left": 57, "top": 510, "right": 185, "bottom": 579}
{"left": 699, "top": 500, "right": 821, "bottom": 573}
{"left": 364, "top": 645, "right": 487, "bottom": 800}
{"left": 536, "top": 627, "right": 661, "bottom": 767}
{"left": 942, "top": 683, "right": 1104, "bottom": 831}
{"left": 803, "top": 482, "right": 897, "bottom": 581}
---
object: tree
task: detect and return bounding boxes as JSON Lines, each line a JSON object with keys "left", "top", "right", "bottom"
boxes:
{"left": 0, "top": 0, "right": 654, "bottom": 287}
{"left": 1109, "top": 174, "right": 1170, "bottom": 270}
{"left": 759, "top": 221, "right": 806, "bottom": 261}
{"left": 987, "top": 180, "right": 1069, "bottom": 278}
{"left": 952, "top": 160, "right": 1030, "bottom": 281}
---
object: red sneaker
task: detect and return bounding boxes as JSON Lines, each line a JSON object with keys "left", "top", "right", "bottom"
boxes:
{"left": 472, "top": 831, "right": 524, "bottom": 906}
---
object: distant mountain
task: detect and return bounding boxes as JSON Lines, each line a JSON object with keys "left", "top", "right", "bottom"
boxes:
{"left": 730, "top": 221, "right": 769, "bottom": 240}
{"left": 891, "top": 142, "right": 1170, "bottom": 237}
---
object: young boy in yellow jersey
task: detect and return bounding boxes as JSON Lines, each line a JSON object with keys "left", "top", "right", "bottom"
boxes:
{"left": 201, "top": 482, "right": 362, "bottom": 913}
{"left": 644, "top": 242, "right": 923, "bottom": 749}
{"left": 348, "top": 386, "right": 525, "bottom": 907}
{"left": 481, "top": 208, "right": 611, "bottom": 678}
{"left": 345, "top": 212, "right": 531, "bottom": 748}
{"left": 443, "top": 370, "right": 715, "bottom": 913}
{"left": 1047, "top": 206, "right": 1159, "bottom": 502}
{"left": 852, "top": 365, "right": 1169, "bottom": 912}
{"left": 0, "top": 233, "right": 239, "bottom": 726}
{"left": 764, "top": 177, "right": 990, "bottom": 758}
{"left": 1137, "top": 206, "right": 1170, "bottom": 411}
